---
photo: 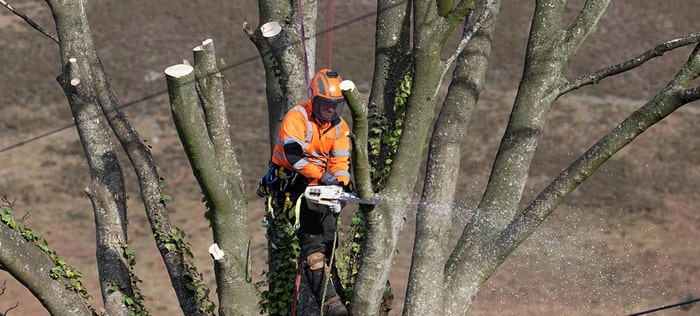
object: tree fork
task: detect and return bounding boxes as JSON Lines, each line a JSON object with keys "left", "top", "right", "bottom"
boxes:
{"left": 165, "top": 62, "right": 258, "bottom": 316}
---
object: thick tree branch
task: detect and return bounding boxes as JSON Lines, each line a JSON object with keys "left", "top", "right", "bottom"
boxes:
{"left": 342, "top": 80, "right": 375, "bottom": 201}
{"left": 165, "top": 64, "right": 257, "bottom": 316}
{"left": 353, "top": 0, "right": 485, "bottom": 313}
{"left": 562, "top": 32, "right": 700, "bottom": 94}
{"left": 409, "top": 5, "right": 495, "bottom": 311}
{"left": 562, "top": 0, "right": 611, "bottom": 56}
{"left": 192, "top": 38, "right": 257, "bottom": 311}
{"left": 0, "top": 209, "right": 95, "bottom": 315}
{"left": 443, "top": 0, "right": 493, "bottom": 69}
{"left": 82, "top": 29, "right": 210, "bottom": 316}
{"left": 367, "top": 0, "right": 411, "bottom": 119}
{"left": 193, "top": 39, "right": 244, "bottom": 196}
{"left": 245, "top": 16, "right": 309, "bottom": 149}
{"left": 58, "top": 54, "right": 133, "bottom": 316}
{"left": 487, "top": 41, "right": 700, "bottom": 296}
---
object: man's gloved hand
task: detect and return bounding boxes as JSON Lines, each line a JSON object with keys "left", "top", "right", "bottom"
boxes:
{"left": 329, "top": 200, "right": 342, "bottom": 214}
{"left": 319, "top": 173, "right": 340, "bottom": 186}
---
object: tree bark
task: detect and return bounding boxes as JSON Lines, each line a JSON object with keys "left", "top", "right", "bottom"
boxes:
{"left": 443, "top": 1, "right": 612, "bottom": 314}
{"left": 193, "top": 38, "right": 256, "bottom": 314}
{"left": 46, "top": 1, "right": 136, "bottom": 313}
{"left": 246, "top": 0, "right": 316, "bottom": 150}
{"left": 0, "top": 213, "right": 95, "bottom": 315}
{"left": 165, "top": 63, "right": 258, "bottom": 316}
{"left": 405, "top": 2, "right": 500, "bottom": 314}
{"left": 351, "top": 0, "right": 478, "bottom": 313}
{"left": 492, "top": 41, "right": 700, "bottom": 282}
{"left": 367, "top": 0, "right": 412, "bottom": 121}
{"left": 343, "top": 80, "right": 375, "bottom": 199}
{"left": 87, "top": 25, "right": 214, "bottom": 316}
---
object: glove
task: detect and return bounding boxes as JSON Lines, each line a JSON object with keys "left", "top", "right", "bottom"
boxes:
{"left": 329, "top": 200, "right": 342, "bottom": 214}
{"left": 319, "top": 173, "right": 340, "bottom": 186}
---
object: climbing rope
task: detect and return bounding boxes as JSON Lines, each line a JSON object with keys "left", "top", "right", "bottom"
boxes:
{"left": 296, "top": 0, "right": 312, "bottom": 99}
{"left": 288, "top": 194, "right": 307, "bottom": 316}
{"left": 323, "top": 0, "right": 336, "bottom": 70}
{"left": 288, "top": 195, "right": 341, "bottom": 316}
{"left": 297, "top": 0, "right": 336, "bottom": 98}
{"left": 291, "top": 251, "right": 303, "bottom": 316}
{"left": 290, "top": 2, "right": 339, "bottom": 314}
{"left": 319, "top": 214, "right": 341, "bottom": 316}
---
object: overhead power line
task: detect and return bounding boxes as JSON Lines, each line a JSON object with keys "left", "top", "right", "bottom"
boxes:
{"left": 0, "top": 6, "right": 379, "bottom": 155}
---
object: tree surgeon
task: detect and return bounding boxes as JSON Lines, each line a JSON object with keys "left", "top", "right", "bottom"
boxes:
{"left": 258, "top": 68, "right": 351, "bottom": 315}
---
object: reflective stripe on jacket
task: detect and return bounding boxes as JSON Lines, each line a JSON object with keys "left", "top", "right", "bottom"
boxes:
{"left": 271, "top": 101, "right": 351, "bottom": 185}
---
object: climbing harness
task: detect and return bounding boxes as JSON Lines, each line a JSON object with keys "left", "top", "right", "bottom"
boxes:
{"left": 256, "top": 164, "right": 279, "bottom": 197}
{"left": 257, "top": 164, "right": 305, "bottom": 249}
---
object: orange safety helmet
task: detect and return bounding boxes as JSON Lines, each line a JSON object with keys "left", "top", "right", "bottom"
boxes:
{"left": 310, "top": 68, "right": 344, "bottom": 102}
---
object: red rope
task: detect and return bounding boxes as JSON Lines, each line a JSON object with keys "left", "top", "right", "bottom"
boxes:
{"left": 297, "top": 0, "right": 312, "bottom": 99}
{"left": 291, "top": 254, "right": 303, "bottom": 316}
{"left": 324, "top": 0, "right": 336, "bottom": 69}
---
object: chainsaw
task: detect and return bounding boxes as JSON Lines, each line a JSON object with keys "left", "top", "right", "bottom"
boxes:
{"left": 304, "top": 185, "right": 380, "bottom": 213}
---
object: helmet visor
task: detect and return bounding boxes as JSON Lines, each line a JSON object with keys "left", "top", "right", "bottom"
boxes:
{"left": 312, "top": 97, "right": 345, "bottom": 122}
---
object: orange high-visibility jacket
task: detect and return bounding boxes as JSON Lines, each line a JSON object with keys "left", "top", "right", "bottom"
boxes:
{"left": 271, "top": 101, "right": 351, "bottom": 186}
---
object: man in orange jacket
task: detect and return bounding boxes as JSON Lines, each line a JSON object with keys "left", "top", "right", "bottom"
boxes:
{"left": 270, "top": 68, "right": 350, "bottom": 315}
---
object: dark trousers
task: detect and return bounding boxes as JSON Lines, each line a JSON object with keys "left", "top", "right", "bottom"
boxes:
{"left": 298, "top": 198, "right": 338, "bottom": 260}
{"left": 273, "top": 180, "right": 338, "bottom": 261}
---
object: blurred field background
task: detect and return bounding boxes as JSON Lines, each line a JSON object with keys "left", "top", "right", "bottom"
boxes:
{"left": 1, "top": 1, "right": 699, "bottom": 315}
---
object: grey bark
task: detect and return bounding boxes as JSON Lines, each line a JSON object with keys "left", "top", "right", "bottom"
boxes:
{"left": 404, "top": 2, "right": 500, "bottom": 314}
{"left": 351, "top": 1, "right": 479, "bottom": 314}
{"left": 45, "top": 1, "right": 134, "bottom": 314}
{"left": 474, "top": 42, "right": 700, "bottom": 310}
{"left": 367, "top": 0, "right": 412, "bottom": 121}
{"left": 165, "top": 61, "right": 258, "bottom": 316}
{"left": 245, "top": 0, "right": 317, "bottom": 150}
{"left": 0, "top": 215, "right": 95, "bottom": 315}
{"left": 192, "top": 39, "right": 256, "bottom": 314}
{"left": 444, "top": 1, "right": 613, "bottom": 314}
{"left": 85, "top": 22, "right": 213, "bottom": 316}
{"left": 41, "top": 1, "right": 210, "bottom": 314}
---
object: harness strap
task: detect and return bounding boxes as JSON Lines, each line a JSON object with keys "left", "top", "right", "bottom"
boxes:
{"left": 291, "top": 193, "right": 303, "bottom": 231}
{"left": 266, "top": 195, "right": 274, "bottom": 218}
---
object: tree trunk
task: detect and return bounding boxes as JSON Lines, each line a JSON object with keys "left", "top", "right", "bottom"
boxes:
{"left": 46, "top": 1, "right": 135, "bottom": 314}
{"left": 351, "top": 1, "right": 477, "bottom": 313}
{"left": 405, "top": 2, "right": 501, "bottom": 314}
{"left": 367, "top": 0, "right": 412, "bottom": 119}
{"left": 246, "top": 0, "right": 316, "bottom": 149}
{"left": 165, "top": 62, "right": 258, "bottom": 316}
{"left": 444, "top": 1, "right": 613, "bottom": 314}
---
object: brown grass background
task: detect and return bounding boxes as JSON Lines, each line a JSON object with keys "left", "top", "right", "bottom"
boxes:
{"left": 1, "top": 1, "right": 699, "bottom": 315}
